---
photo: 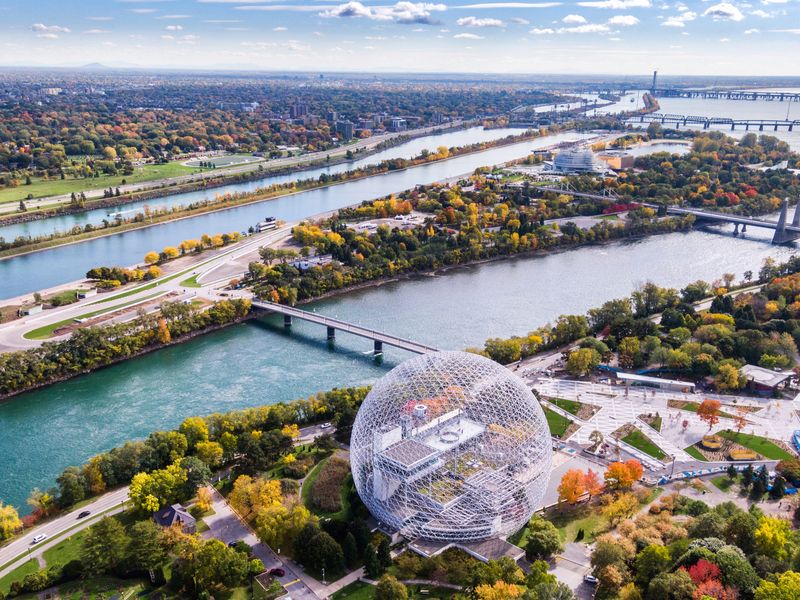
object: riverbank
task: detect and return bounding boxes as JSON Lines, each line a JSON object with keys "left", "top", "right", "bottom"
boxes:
{"left": 0, "top": 128, "right": 544, "bottom": 260}
{"left": 0, "top": 122, "right": 472, "bottom": 225}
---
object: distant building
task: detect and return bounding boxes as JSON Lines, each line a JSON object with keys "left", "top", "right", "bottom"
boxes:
{"left": 77, "top": 288, "right": 98, "bottom": 299}
{"left": 616, "top": 371, "right": 695, "bottom": 393}
{"left": 741, "top": 364, "right": 793, "bottom": 395}
{"left": 18, "top": 304, "right": 43, "bottom": 316}
{"left": 325, "top": 110, "right": 338, "bottom": 123}
{"left": 289, "top": 102, "right": 308, "bottom": 119}
{"left": 335, "top": 121, "right": 355, "bottom": 140}
{"left": 597, "top": 151, "right": 634, "bottom": 170}
{"left": 153, "top": 504, "right": 196, "bottom": 534}
{"left": 389, "top": 118, "right": 407, "bottom": 132}
{"left": 289, "top": 254, "right": 333, "bottom": 271}
{"left": 545, "top": 148, "right": 608, "bottom": 174}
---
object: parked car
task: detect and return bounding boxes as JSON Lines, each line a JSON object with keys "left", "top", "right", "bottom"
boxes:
{"left": 320, "top": 422, "right": 332, "bottom": 429}
{"left": 31, "top": 534, "right": 48, "bottom": 544}
{"left": 583, "top": 574, "right": 598, "bottom": 585}
{"left": 77, "top": 510, "right": 91, "bottom": 519}
{"left": 269, "top": 567, "right": 286, "bottom": 577}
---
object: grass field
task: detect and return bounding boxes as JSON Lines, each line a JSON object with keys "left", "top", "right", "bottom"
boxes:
{"left": 43, "top": 529, "right": 88, "bottom": 567}
{"left": 180, "top": 274, "right": 202, "bottom": 288}
{"left": 542, "top": 406, "right": 571, "bottom": 438}
{"left": 184, "top": 154, "right": 261, "bottom": 168}
{"left": 0, "top": 559, "right": 39, "bottom": 594}
{"left": 650, "top": 415, "right": 662, "bottom": 432}
{"left": 547, "top": 397, "right": 582, "bottom": 416}
{"left": 718, "top": 430, "right": 793, "bottom": 460}
{"left": 711, "top": 475, "right": 735, "bottom": 492}
{"left": 301, "top": 456, "right": 352, "bottom": 521}
{"left": 622, "top": 428, "right": 667, "bottom": 460}
{"left": 684, "top": 445, "right": 708, "bottom": 461}
{"left": 332, "top": 581, "right": 375, "bottom": 600}
{"left": 0, "top": 162, "right": 196, "bottom": 204}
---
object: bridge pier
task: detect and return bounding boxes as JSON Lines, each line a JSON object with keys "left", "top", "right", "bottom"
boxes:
{"left": 327, "top": 326, "right": 336, "bottom": 340}
{"left": 374, "top": 340, "right": 383, "bottom": 355}
{"left": 772, "top": 198, "right": 800, "bottom": 244}
{"left": 734, "top": 223, "right": 740, "bottom": 235}
{"left": 742, "top": 224, "right": 747, "bottom": 233}
{"left": 284, "top": 314, "right": 292, "bottom": 327}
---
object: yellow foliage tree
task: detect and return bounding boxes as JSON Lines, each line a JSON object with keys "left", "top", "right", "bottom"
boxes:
{"left": 475, "top": 581, "right": 524, "bottom": 600}
{"left": 144, "top": 251, "right": 160, "bottom": 265}
{"left": 0, "top": 502, "right": 22, "bottom": 540}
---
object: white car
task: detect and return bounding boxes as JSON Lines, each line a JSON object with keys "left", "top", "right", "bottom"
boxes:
{"left": 320, "top": 423, "right": 332, "bottom": 429}
{"left": 31, "top": 534, "right": 48, "bottom": 545}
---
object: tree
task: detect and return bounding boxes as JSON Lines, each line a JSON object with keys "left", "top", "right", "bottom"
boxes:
{"left": 696, "top": 399, "right": 721, "bottom": 431}
{"left": 618, "top": 337, "right": 641, "bottom": 369}
{"left": 57, "top": 466, "right": 86, "bottom": 507}
{"left": 634, "top": 544, "right": 670, "bottom": 588}
{"left": 755, "top": 571, "right": 800, "bottom": 600}
{"left": 81, "top": 517, "right": 130, "bottom": 576}
{"left": 770, "top": 475, "right": 787, "bottom": 499}
{"left": 195, "top": 441, "right": 224, "bottom": 467}
{"left": 754, "top": 516, "right": 791, "bottom": 560}
{"left": 558, "top": 469, "right": 586, "bottom": 505}
{"left": 584, "top": 469, "right": 604, "bottom": 498}
{"left": 647, "top": 570, "right": 695, "bottom": 600}
{"left": 342, "top": 532, "right": 358, "bottom": 568}
{"left": 531, "top": 581, "right": 576, "bottom": 600}
{"left": 179, "top": 417, "right": 209, "bottom": 449}
{"left": 364, "top": 544, "right": 383, "bottom": 578}
{"left": 181, "top": 539, "right": 250, "bottom": 592}
{"left": 128, "top": 520, "right": 167, "bottom": 572}
{"left": 602, "top": 493, "right": 639, "bottom": 526}
{"left": 0, "top": 503, "right": 22, "bottom": 540}
{"left": 375, "top": 575, "right": 409, "bottom": 600}
{"left": 475, "top": 581, "right": 524, "bottom": 600}
{"left": 715, "top": 364, "right": 744, "bottom": 392}
{"left": 377, "top": 537, "right": 392, "bottom": 568}
{"left": 566, "top": 348, "right": 601, "bottom": 377}
{"left": 196, "top": 487, "right": 213, "bottom": 513}
{"left": 305, "top": 531, "right": 344, "bottom": 576}
{"left": 144, "top": 251, "right": 160, "bottom": 265}
{"left": 604, "top": 461, "right": 636, "bottom": 490}
{"left": 156, "top": 318, "right": 171, "bottom": 344}
{"left": 525, "top": 516, "right": 562, "bottom": 560}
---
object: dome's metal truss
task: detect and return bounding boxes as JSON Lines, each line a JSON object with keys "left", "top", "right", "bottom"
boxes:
{"left": 351, "top": 351, "right": 553, "bottom": 543}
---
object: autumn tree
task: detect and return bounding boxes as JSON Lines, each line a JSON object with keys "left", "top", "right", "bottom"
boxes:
{"left": 558, "top": 469, "right": 586, "bottom": 505}
{"left": 566, "top": 348, "right": 601, "bottom": 377}
{"left": 0, "top": 502, "right": 22, "bottom": 540}
{"left": 584, "top": 469, "right": 604, "bottom": 498}
{"left": 697, "top": 399, "right": 721, "bottom": 431}
{"left": 375, "top": 575, "right": 409, "bottom": 600}
{"left": 602, "top": 493, "right": 639, "bottom": 526}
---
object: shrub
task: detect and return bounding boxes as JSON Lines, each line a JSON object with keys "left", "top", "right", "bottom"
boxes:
{"left": 310, "top": 456, "right": 350, "bottom": 513}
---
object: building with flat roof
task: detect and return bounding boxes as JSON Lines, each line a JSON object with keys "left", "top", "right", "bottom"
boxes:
{"left": 741, "top": 364, "right": 793, "bottom": 395}
{"left": 616, "top": 371, "right": 695, "bottom": 392}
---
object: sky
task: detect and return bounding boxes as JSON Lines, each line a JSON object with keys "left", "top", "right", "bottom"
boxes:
{"left": 0, "top": 0, "right": 798, "bottom": 75}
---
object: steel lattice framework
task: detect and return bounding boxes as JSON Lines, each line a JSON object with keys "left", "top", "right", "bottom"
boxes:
{"left": 351, "top": 351, "right": 552, "bottom": 543}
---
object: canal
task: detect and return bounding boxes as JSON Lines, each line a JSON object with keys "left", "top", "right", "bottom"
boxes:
{"left": 0, "top": 131, "right": 592, "bottom": 300}
{"left": 0, "top": 217, "right": 795, "bottom": 509}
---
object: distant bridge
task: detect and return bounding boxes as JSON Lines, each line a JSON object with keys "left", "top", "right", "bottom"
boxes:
{"left": 534, "top": 184, "right": 800, "bottom": 244}
{"left": 251, "top": 300, "right": 440, "bottom": 355}
{"left": 634, "top": 113, "right": 799, "bottom": 132}
{"left": 652, "top": 88, "right": 800, "bottom": 102}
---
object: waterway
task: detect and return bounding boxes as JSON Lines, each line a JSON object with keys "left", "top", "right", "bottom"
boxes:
{"left": 0, "top": 131, "right": 592, "bottom": 300}
{"left": 0, "top": 216, "right": 795, "bottom": 509}
{"left": 0, "top": 127, "right": 524, "bottom": 242}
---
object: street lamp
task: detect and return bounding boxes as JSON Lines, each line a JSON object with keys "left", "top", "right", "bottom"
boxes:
{"left": 322, "top": 567, "right": 326, "bottom": 585}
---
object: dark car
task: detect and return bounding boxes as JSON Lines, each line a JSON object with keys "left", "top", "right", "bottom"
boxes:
{"left": 269, "top": 568, "right": 286, "bottom": 577}
{"left": 77, "top": 511, "right": 91, "bottom": 519}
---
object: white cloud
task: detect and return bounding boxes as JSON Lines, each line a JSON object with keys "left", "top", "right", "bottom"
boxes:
{"left": 749, "top": 9, "right": 771, "bottom": 17}
{"left": 562, "top": 13, "right": 587, "bottom": 22}
{"left": 761, "top": 0, "right": 788, "bottom": 3}
{"left": 129, "top": 8, "right": 159, "bottom": 13}
{"left": 662, "top": 10, "right": 696, "bottom": 26}
{"left": 164, "top": 24, "right": 183, "bottom": 31}
{"left": 577, "top": 0, "right": 650, "bottom": 8}
{"left": 88, "top": 16, "right": 113, "bottom": 21}
{"left": 607, "top": 14, "right": 639, "bottom": 24}
{"left": 559, "top": 22, "right": 611, "bottom": 32}
{"left": 719, "top": 36, "right": 730, "bottom": 41}
{"left": 771, "top": 28, "right": 800, "bottom": 33}
{"left": 744, "top": 27, "right": 760, "bottom": 32}
{"left": 457, "top": 2, "right": 561, "bottom": 8}
{"left": 457, "top": 16, "right": 503, "bottom": 26}
{"left": 454, "top": 32, "right": 484, "bottom": 37}
{"left": 320, "top": 1, "right": 446, "bottom": 24}
{"left": 31, "top": 23, "right": 71, "bottom": 38}
{"left": 609, "top": 36, "right": 622, "bottom": 39}
{"left": 203, "top": 19, "right": 242, "bottom": 23}
{"left": 85, "top": 28, "right": 110, "bottom": 34}
{"left": 529, "top": 26, "right": 555, "bottom": 33}
{"left": 273, "top": 26, "right": 288, "bottom": 31}
{"left": 157, "top": 14, "right": 191, "bottom": 19}
{"left": 702, "top": 2, "right": 744, "bottom": 21}
{"left": 509, "top": 17, "right": 530, "bottom": 23}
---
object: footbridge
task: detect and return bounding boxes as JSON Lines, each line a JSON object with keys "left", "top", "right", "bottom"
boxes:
{"left": 250, "top": 300, "right": 440, "bottom": 355}
{"left": 531, "top": 182, "right": 622, "bottom": 201}
{"left": 634, "top": 113, "right": 799, "bottom": 132}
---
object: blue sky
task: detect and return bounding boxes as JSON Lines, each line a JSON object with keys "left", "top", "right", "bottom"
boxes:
{"left": 1, "top": 0, "right": 798, "bottom": 74}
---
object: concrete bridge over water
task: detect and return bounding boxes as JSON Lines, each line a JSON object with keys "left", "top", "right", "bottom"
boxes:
{"left": 651, "top": 88, "right": 800, "bottom": 102}
{"left": 250, "top": 300, "right": 440, "bottom": 355}
{"left": 531, "top": 184, "right": 800, "bottom": 244}
{"left": 634, "top": 112, "right": 799, "bottom": 132}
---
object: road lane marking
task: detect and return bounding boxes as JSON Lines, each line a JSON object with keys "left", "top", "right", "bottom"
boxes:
{"left": 284, "top": 579, "right": 302, "bottom": 587}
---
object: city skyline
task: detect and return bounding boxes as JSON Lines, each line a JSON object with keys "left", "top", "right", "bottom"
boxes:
{"left": 0, "top": 0, "right": 798, "bottom": 75}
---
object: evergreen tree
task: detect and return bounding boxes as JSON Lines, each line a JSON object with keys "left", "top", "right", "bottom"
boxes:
{"left": 377, "top": 537, "right": 392, "bottom": 568}
{"left": 364, "top": 544, "right": 383, "bottom": 579}
{"left": 342, "top": 532, "right": 358, "bottom": 568}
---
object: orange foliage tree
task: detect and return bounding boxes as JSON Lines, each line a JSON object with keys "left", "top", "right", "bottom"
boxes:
{"left": 697, "top": 399, "right": 721, "bottom": 431}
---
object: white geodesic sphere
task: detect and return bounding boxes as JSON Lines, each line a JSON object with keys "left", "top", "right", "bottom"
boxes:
{"left": 351, "top": 351, "right": 552, "bottom": 543}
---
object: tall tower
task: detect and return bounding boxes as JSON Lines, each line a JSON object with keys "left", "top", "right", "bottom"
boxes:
{"left": 651, "top": 70, "right": 658, "bottom": 94}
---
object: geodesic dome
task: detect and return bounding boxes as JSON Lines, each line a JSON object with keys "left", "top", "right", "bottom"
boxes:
{"left": 350, "top": 351, "right": 552, "bottom": 543}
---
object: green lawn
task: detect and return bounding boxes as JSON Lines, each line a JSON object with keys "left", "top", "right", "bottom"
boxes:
{"left": 332, "top": 581, "right": 375, "bottom": 600}
{"left": 622, "top": 428, "right": 667, "bottom": 460}
{"left": 180, "top": 274, "right": 202, "bottom": 288}
{"left": 0, "top": 162, "right": 196, "bottom": 205}
{"left": 510, "top": 504, "right": 605, "bottom": 546}
{"left": 43, "top": 530, "right": 87, "bottom": 567}
{"left": 684, "top": 445, "right": 708, "bottom": 461}
{"left": 650, "top": 415, "right": 662, "bottom": 432}
{"left": 23, "top": 290, "right": 166, "bottom": 339}
{"left": 542, "top": 406, "right": 571, "bottom": 438}
{"left": 47, "top": 289, "right": 79, "bottom": 306}
{"left": 547, "top": 397, "right": 583, "bottom": 416}
{"left": 678, "top": 401, "right": 736, "bottom": 420}
{"left": 0, "top": 559, "right": 39, "bottom": 594}
{"left": 711, "top": 475, "right": 735, "bottom": 492}
{"left": 718, "top": 430, "right": 793, "bottom": 460}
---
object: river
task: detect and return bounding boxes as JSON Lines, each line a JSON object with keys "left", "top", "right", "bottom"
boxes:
{"left": 0, "top": 217, "right": 795, "bottom": 509}
{"left": 0, "top": 131, "right": 594, "bottom": 300}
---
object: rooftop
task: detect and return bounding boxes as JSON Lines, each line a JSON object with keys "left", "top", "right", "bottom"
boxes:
{"left": 742, "top": 364, "right": 793, "bottom": 388}
{"left": 382, "top": 438, "right": 439, "bottom": 469}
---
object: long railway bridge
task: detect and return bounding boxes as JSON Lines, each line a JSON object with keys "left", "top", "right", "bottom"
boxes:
{"left": 633, "top": 112, "right": 799, "bottom": 132}
{"left": 531, "top": 184, "right": 800, "bottom": 244}
{"left": 250, "top": 300, "right": 440, "bottom": 355}
{"left": 652, "top": 88, "right": 800, "bottom": 102}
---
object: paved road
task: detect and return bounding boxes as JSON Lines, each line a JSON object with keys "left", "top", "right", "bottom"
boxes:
{"left": 201, "top": 487, "right": 320, "bottom": 600}
{"left": 0, "top": 122, "right": 465, "bottom": 216}
{"left": 0, "top": 486, "right": 129, "bottom": 579}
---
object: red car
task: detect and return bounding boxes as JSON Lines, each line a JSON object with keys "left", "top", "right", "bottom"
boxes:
{"left": 269, "top": 568, "right": 286, "bottom": 577}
